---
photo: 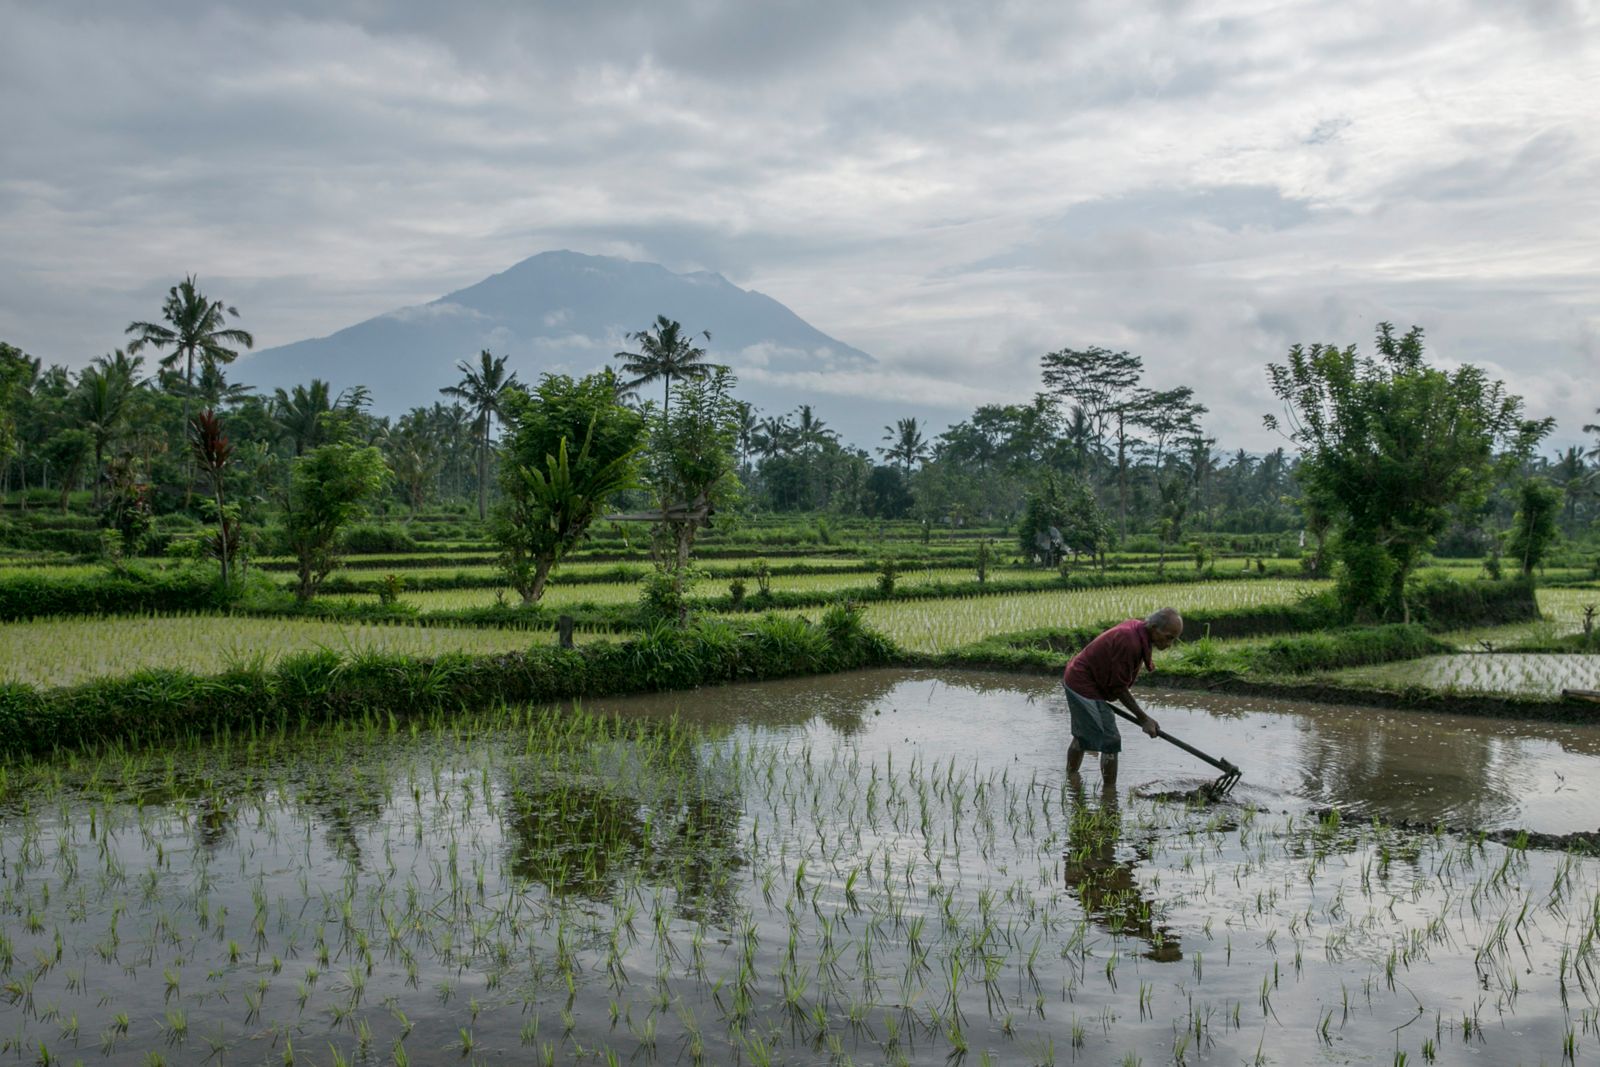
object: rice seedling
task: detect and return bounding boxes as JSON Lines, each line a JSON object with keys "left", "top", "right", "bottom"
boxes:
{"left": 0, "top": 670, "right": 1595, "bottom": 1064}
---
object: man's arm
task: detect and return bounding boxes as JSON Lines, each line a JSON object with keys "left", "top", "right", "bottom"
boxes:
{"left": 1113, "top": 686, "right": 1161, "bottom": 738}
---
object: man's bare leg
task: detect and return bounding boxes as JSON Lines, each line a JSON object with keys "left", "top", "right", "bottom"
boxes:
{"left": 1067, "top": 737, "right": 1085, "bottom": 774}
{"left": 1101, "top": 752, "right": 1119, "bottom": 788}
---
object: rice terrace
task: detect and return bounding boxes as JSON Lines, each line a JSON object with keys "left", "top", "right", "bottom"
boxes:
{"left": 4, "top": 5, "right": 1600, "bottom": 1065}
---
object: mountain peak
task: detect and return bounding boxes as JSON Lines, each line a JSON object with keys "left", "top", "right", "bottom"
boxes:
{"left": 242, "top": 250, "right": 875, "bottom": 424}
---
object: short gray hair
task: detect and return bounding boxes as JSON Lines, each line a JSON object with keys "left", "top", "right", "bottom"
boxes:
{"left": 1145, "top": 607, "right": 1183, "bottom": 634}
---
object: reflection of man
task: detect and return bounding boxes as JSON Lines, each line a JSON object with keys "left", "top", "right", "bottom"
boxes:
{"left": 1063, "top": 608, "right": 1183, "bottom": 787}
{"left": 1063, "top": 777, "right": 1181, "bottom": 962}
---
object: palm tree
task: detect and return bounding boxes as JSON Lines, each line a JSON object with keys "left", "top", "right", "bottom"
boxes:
{"left": 194, "top": 361, "right": 255, "bottom": 409}
{"left": 614, "top": 316, "right": 722, "bottom": 412}
{"left": 440, "top": 350, "right": 519, "bottom": 520}
{"left": 3, "top": 349, "right": 42, "bottom": 508}
{"left": 74, "top": 358, "right": 135, "bottom": 508}
{"left": 754, "top": 415, "right": 794, "bottom": 460}
{"left": 880, "top": 417, "right": 930, "bottom": 473}
{"left": 793, "top": 405, "right": 836, "bottom": 454}
{"left": 1552, "top": 444, "right": 1595, "bottom": 532}
{"left": 125, "top": 275, "right": 253, "bottom": 460}
{"left": 272, "top": 380, "right": 334, "bottom": 457}
{"left": 732, "top": 401, "right": 759, "bottom": 470}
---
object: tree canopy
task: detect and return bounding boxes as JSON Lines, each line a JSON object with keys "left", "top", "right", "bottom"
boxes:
{"left": 1265, "top": 323, "right": 1553, "bottom": 619}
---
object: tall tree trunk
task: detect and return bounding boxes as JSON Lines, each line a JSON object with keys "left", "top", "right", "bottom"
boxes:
{"left": 182, "top": 349, "right": 195, "bottom": 509}
{"left": 215, "top": 479, "right": 229, "bottom": 585}
{"left": 523, "top": 556, "right": 555, "bottom": 605}
{"left": 92, "top": 442, "right": 104, "bottom": 510}
{"left": 477, "top": 429, "right": 488, "bottom": 521}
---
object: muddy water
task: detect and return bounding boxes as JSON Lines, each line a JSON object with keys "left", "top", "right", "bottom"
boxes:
{"left": 588, "top": 668, "right": 1600, "bottom": 834}
{"left": 3, "top": 669, "right": 1600, "bottom": 1066}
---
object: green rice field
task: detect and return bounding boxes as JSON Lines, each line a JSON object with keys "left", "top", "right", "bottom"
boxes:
{"left": 0, "top": 615, "right": 566, "bottom": 688}
{"left": 860, "top": 579, "right": 1328, "bottom": 652}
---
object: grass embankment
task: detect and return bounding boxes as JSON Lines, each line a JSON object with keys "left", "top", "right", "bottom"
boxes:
{"left": 933, "top": 579, "right": 1600, "bottom": 719}
{"left": 0, "top": 607, "right": 894, "bottom": 759}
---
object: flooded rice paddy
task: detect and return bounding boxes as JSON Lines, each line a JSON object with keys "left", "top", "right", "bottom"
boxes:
{"left": 4, "top": 669, "right": 1600, "bottom": 1065}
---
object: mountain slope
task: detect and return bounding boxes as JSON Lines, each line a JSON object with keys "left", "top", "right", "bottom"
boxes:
{"left": 239, "top": 250, "right": 875, "bottom": 420}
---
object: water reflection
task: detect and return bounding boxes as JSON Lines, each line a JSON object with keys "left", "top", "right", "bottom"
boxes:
{"left": 499, "top": 725, "right": 747, "bottom": 921}
{"left": 1063, "top": 774, "right": 1181, "bottom": 962}
{"left": 589, "top": 668, "right": 1600, "bottom": 834}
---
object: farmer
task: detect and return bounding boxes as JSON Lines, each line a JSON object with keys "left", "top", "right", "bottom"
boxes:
{"left": 1064, "top": 607, "right": 1183, "bottom": 786}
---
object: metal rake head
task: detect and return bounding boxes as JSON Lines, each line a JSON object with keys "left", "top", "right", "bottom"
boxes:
{"left": 1198, "top": 760, "right": 1243, "bottom": 802}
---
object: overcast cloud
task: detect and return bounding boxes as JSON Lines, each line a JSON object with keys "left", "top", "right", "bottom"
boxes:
{"left": 2, "top": 0, "right": 1596, "bottom": 449}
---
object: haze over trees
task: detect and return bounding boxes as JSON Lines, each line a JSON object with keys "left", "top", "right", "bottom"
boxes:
{"left": 1, "top": 283, "right": 1595, "bottom": 610}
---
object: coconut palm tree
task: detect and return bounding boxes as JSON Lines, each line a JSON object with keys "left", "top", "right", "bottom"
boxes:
{"left": 732, "top": 401, "right": 759, "bottom": 470}
{"left": 194, "top": 361, "right": 255, "bottom": 409}
{"left": 879, "top": 417, "right": 930, "bottom": 473}
{"left": 273, "top": 380, "right": 334, "bottom": 457}
{"left": 754, "top": 415, "right": 794, "bottom": 460}
{"left": 793, "top": 405, "right": 836, "bottom": 454}
{"left": 613, "top": 316, "right": 722, "bottom": 412}
{"left": 74, "top": 358, "right": 135, "bottom": 508}
{"left": 124, "top": 275, "right": 253, "bottom": 445}
{"left": 440, "top": 350, "right": 519, "bottom": 520}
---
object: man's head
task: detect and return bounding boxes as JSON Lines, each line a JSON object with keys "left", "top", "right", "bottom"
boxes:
{"left": 1144, "top": 607, "right": 1183, "bottom": 649}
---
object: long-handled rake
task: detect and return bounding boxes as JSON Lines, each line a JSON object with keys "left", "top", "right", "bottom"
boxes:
{"left": 1108, "top": 706, "right": 1242, "bottom": 799}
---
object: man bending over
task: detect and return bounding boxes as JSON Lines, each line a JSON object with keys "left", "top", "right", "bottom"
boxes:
{"left": 1063, "top": 607, "right": 1183, "bottom": 786}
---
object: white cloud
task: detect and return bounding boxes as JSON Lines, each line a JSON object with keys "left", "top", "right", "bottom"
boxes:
{"left": 1, "top": 0, "right": 1596, "bottom": 448}
{"left": 384, "top": 301, "right": 485, "bottom": 323}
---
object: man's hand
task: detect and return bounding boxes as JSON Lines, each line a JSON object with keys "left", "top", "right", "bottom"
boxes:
{"left": 1117, "top": 687, "right": 1160, "bottom": 739}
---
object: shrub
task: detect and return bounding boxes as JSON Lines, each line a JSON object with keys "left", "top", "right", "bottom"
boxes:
{"left": 639, "top": 568, "right": 689, "bottom": 627}
{"left": 876, "top": 558, "right": 899, "bottom": 595}
{"left": 339, "top": 523, "right": 418, "bottom": 554}
{"left": 1245, "top": 624, "right": 1444, "bottom": 675}
{"left": 1409, "top": 576, "right": 1537, "bottom": 630}
{"left": 0, "top": 565, "right": 229, "bottom": 620}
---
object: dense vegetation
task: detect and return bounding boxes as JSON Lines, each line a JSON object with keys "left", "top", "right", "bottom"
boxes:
{"left": 2, "top": 281, "right": 1598, "bottom": 741}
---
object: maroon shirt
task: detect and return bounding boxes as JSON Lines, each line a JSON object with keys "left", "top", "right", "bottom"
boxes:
{"left": 1063, "top": 618, "right": 1154, "bottom": 700}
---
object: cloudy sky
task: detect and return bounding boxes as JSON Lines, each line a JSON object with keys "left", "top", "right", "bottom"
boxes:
{"left": 3, "top": 0, "right": 1596, "bottom": 450}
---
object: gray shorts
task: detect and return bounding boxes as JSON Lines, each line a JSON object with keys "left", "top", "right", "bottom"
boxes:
{"left": 1064, "top": 684, "right": 1122, "bottom": 754}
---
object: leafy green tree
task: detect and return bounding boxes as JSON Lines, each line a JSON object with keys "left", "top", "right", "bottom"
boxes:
{"left": 1265, "top": 323, "right": 1552, "bottom": 621}
{"left": 613, "top": 316, "right": 721, "bottom": 412}
{"left": 1505, "top": 478, "right": 1563, "bottom": 577}
{"left": 42, "top": 429, "right": 91, "bottom": 512}
{"left": 284, "top": 444, "right": 391, "bottom": 600}
{"left": 0, "top": 344, "right": 33, "bottom": 494}
{"left": 441, "top": 350, "right": 519, "bottom": 520}
{"left": 494, "top": 371, "right": 644, "bottom": 604}
{"left": 1017, "top": 471, "right": 1108, "bottom": 566}
{"left": 644, "top": 369, "right": 743, "bottom": 593}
